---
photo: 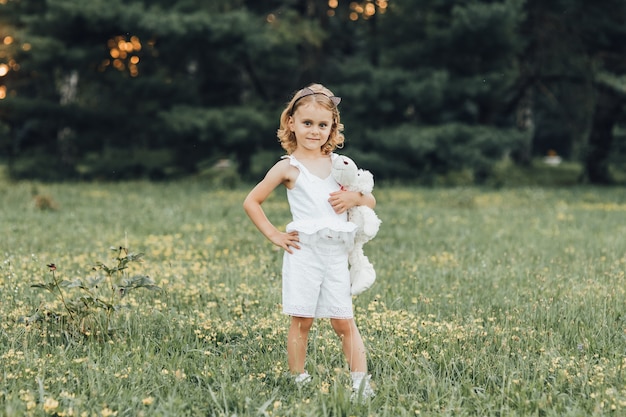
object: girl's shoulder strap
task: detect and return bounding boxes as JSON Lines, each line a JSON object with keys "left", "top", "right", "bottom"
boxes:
{"left": 330, "top": 152, "right": 339, "bottom": 162}
{"left": 281, "top": 154, "right": 303, "bottom": 172}
{"left": 281, "top": 154, "right": 296, "bottom": 166}
{"left": 281, "top": 154, "right": 314, "bottom": 181}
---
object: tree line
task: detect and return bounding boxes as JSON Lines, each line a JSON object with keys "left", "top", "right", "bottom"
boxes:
{"left": 0, "top": 0, "right": 625, "bottom": 183}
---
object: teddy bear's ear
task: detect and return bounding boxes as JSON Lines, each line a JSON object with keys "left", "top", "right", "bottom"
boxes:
{"left": 357, "top": 169, "right": 375, "bottom": 193}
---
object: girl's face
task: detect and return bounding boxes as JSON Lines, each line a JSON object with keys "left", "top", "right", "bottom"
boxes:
{"left": 288, "top": 103, "right": 334, "bottom": 153}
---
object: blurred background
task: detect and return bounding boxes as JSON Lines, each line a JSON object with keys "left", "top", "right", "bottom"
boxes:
{"left": 0, "top": 0, "right": 625, "bottom": 185}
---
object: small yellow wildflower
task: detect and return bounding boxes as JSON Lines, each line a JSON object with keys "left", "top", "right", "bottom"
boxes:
{"left": 43, "top": 397, "right": 59, "bottom": 414}
{"left": 100, "top": 407, "right": 117, "bottom": 416}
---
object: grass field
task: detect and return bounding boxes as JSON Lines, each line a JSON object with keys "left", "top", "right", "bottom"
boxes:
{"left": 1, "top": 179, "right": 625, "bottom": 416}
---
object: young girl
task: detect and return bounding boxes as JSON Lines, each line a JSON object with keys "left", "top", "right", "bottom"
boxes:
{"left": 243, "top": 84, "right": 376, "bottom": 400}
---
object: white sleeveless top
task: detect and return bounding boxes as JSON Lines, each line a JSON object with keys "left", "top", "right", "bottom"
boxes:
{"left": 283, "top": 153, "right": 357, "bottom": 248}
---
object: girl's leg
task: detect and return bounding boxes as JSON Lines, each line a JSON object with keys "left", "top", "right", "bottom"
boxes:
{"left": 287, "top": 316, "right": 314, "bottom": 374}
{"left": 331, "top": 318, "right": 375, "bottom": 400}
{"left": 330, "top": 318, "right": 367, "bottom": 372}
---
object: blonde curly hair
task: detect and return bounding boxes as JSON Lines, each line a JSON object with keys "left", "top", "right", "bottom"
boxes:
{"left": 277, "top": 83, "right": 345, "bottom": 155}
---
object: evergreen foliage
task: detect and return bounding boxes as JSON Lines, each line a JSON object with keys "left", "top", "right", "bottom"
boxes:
{"left": 0, "top": 0, "right": 624, "bottom": 183}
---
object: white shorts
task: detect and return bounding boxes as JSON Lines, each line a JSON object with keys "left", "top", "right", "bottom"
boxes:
{"left": 282, "top": 236, "right": 353, "bottom": 319}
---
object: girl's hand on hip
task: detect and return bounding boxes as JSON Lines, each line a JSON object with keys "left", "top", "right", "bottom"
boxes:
{"left": 270, "top": 230, "right": 300, "bottom": 254}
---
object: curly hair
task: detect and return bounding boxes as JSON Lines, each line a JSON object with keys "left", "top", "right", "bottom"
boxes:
{"left": 276, "top": 83, "right": 345, "bottom": 155}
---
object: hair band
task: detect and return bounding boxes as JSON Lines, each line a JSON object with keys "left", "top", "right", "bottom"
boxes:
{"left": 291, "top": 87, "right": 341, "bottom": 113}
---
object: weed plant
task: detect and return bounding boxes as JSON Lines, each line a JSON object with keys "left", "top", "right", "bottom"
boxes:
{"left": 28, "top": 247, "right": 160, "bottom": 338}
{"left": 0, "top": 180, "right": 625, "bottom": 416}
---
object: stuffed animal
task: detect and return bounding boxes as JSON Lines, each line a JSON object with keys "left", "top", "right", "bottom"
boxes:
{"left": 331, "top": 155, "right": 382, "bottom": 295}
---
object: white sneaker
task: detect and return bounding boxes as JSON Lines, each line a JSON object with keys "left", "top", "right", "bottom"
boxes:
{"left": 293, "top": 372, "right": 312, "bottom": 386}
{"left": 351, "top": 373, "right": 375, "bottom": 402}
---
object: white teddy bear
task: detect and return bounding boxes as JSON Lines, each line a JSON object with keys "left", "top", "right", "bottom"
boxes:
{"left": 331, "top": 155, "right": 382, "bottom": 295}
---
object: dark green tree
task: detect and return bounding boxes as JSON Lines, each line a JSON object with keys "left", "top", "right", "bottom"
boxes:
{"left": 2, "top": 0, "right": 624, "bottom": 184}
{"left": 328, "top": 0, "right": 529, "bottom": 183}
{"left": 0, "top": 0, "right": 318, "bottom": 180}
{"left": 512, "top": 0, "right": 626, "bottom": 183}
{"left": 573, "top": 0, "right": 626, "bottom": 184}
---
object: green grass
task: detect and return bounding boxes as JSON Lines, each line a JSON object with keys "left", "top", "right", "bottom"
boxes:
{"left": 1, "top": 179, "right": 625, "bottom": 416}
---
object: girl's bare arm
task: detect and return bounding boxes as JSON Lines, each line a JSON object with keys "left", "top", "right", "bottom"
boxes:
{"left": 243, "top": 160, "right": 300, "bottom": 253}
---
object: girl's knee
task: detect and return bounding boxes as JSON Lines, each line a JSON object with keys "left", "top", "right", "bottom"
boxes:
{"left": 292, "top": 316, "right": 314, "bottom": 332}
{"left": 330, "top": 318, "right": 355, "bottom": 336}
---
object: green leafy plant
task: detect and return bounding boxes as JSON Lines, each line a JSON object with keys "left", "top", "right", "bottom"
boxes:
{"left": 28, "top": 246, "right": 160, "bottom": 337}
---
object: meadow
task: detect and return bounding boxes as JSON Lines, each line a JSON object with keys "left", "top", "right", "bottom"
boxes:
{"left": 1, "top": 179, "right": 625, "bottom": 416}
